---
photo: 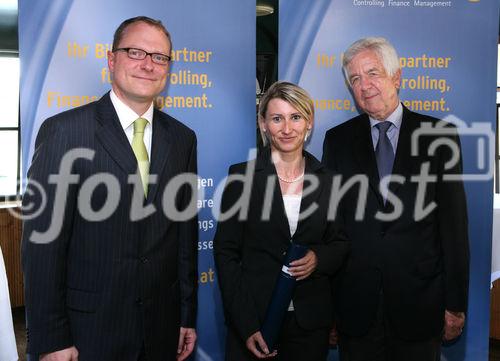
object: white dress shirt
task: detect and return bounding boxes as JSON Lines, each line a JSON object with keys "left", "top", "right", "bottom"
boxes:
{"left": 283, "top": 194, "right": 301, "bottom": 237}
{"left": 369, "top": 102, "right": 403, "bottom": 154}
{"left": 110, "top": 90, "right": 153, "bottom": 159}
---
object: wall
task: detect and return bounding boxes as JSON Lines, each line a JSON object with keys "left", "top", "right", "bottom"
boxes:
{"left": 0, "top": 208, "right": 23, "bottom": 307}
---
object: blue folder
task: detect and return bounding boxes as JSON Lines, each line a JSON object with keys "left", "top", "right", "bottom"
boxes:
{"left": 260, "top": 243, "right": 308, "bottom": 351}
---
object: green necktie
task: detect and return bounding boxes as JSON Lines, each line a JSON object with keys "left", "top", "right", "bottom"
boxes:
{"left": 132, "top": 118, "right": 149, "bottom": 196}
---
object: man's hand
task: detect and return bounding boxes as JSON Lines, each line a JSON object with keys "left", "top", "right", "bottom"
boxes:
{"left": 245, "top": 331, "right": 277, "bottom": 359}
{"left": 40, "top": 346, "right": 78, "bottom": 361}
{"left": 177, "top": 327, "right": 196, "bottom": 361}
{"left": 329, "top": 324, "right": 339, "bottom": 346}
{"left": 443, "top": 310, "right": 465, "bottom": 341}
{"left": 289, "top": 250, "right": 318, "bottom": 281}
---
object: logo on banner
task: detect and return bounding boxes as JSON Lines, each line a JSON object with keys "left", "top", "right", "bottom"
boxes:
{"left": 411, "top": 116, "right": 494, "bottom": 181}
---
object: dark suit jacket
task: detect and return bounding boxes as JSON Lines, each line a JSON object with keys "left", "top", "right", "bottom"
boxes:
{"left": 21, "top": 93, "right": 198, "bottom": 361}
{"left": 322, "top": 105, "right": 469, "bottom": 341}
{"left": 214, "top": 148, "right": 350, "bottom": 345}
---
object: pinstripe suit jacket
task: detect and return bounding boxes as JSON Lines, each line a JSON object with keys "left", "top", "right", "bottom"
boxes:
{"left": 21, "top": 92, "right": 198, "bottom": 361}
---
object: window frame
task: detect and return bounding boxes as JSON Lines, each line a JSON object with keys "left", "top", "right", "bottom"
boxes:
{"left": 0, "top": 52, "right": 21, "bottom": 202}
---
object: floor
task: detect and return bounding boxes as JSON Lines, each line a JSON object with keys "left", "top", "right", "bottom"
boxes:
{"left": 11, "top": 307, "right": 500, "bottom": 361}
{"left": 491, "top": 339, "right": 500, "bottom": 361}
{"left": 12, "top": 307, "right": 26, "bottom": 361}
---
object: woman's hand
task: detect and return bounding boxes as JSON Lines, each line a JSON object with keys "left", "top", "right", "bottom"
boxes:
{"left": 289, "top": 250, "right": 317, "bottom": 280}
{"left": 246, "top": 331, "right": 278, "bottom": 358}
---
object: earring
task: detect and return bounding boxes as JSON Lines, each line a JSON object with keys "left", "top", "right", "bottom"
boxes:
{"left": 304, "top": 129, "right": 311, "bottom": 142}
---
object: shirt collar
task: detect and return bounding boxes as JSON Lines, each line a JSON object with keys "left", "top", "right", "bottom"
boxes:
{"left": 110, "top": 89, "right": 154, "bottom": 130}
{"left": 369, "top": 102, "right": 403, "bottom": 130}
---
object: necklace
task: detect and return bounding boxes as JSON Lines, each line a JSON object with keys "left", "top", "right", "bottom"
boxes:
{"left": 277, "top": 172, "right": 304, "bottom": 183}
{"left": 274, "top": 155, "right": 305, "bottom": 183}
{"left": 277, "top": 157, "right": 305, "bottom": 183}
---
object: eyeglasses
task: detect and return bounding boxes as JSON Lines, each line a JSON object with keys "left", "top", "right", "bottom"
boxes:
{"left": 113, "top": 47, "right": 171, "bottom": 65}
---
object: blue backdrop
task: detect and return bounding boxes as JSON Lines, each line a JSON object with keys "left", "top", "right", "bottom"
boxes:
{"left": 279, "top": 1, "right": 499, "bottom": 360}
{"left": 19, "top": 0, "right": 500, "bottom": 360}
{"left": 19, "top": 1, "right": 255, "bottom": 359}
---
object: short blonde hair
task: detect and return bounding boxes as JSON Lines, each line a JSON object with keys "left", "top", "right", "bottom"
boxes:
{"left": 258, "top": 81, "right": 314, "bottom": 146}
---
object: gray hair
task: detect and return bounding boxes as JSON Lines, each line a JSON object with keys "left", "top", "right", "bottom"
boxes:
{"left": 342, "top": 37, "right": 400, "bottom": 85}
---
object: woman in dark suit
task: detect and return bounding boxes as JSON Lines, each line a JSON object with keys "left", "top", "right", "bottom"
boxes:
{"left": 214, "top": 81, "right": 350, "bottom": 361}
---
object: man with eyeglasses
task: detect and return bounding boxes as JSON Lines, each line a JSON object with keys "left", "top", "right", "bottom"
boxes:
{"left": 22, "top": 16, "right": 198, "bottom": 361}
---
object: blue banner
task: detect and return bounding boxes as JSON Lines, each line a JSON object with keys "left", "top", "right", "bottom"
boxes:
{"left": 280, "top": 1, "right": 499, "bottom": 360}
{"left": 19, "top": 1, "right": 255, "bottom": 359}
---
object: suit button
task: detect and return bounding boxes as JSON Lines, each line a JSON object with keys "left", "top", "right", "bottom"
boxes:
{"left": 140, "top": 257, "right": 149, "bottom": 264}
{"left": 135, "top": 298, "right": 143, "bottom": 306}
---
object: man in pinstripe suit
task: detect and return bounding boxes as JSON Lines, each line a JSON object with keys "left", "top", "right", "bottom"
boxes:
{"left": 22, "top": 16, "right": 198, "bottom": 361}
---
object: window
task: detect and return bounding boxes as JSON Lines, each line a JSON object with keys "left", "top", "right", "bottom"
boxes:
{"left": 496, "top": 44, "right": 500, "bottom": 193}
{"left": 0, "top": 0, "right": 20, "bottom": 200}
{"left": 496, "top": 103, "right": 500, "bottom": 193}
{"left": 0, "top": 56, "right": 20, "bottom": 198}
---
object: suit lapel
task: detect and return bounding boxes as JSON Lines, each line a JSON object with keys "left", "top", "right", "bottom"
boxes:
{"left": 95, "top": 93, "right": 138, "bottom": 176}
{"left": 254, "top": 150, "right": 328, "bottom": 243}
{"left": 294, "top": 154, "right": 325, "bottom": 240}
{"left": 254, "top": 149, "right": 292, "bottom": 242}
{"left": 353, "top": 115, "right": 384, "bottom": 206}
{"left": 146, "top": 110, "right": 172, "bottom": 203}
{"left": 389, "top": 106, "right": 416, "bottom": 197}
